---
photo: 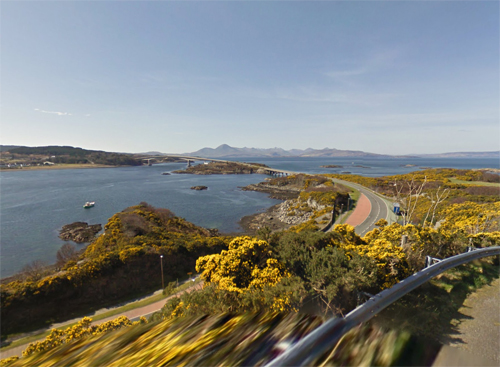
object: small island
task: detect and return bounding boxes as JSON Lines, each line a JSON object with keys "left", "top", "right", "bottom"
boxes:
{"left": 59, "top": 222, "right": 102, "bottom": 243}
{"left": 320, "top": 165, "right": 343, "bottom": 168}
{"left": 173, "top": 161, "right": 269, "bottom": 175}
{"left": 191, "top": 186, "right": 208, "bottom": 190}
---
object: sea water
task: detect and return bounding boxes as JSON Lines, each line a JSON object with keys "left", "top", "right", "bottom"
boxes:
{"left": 1, "top": 157, "right": 498, "bottom": 278}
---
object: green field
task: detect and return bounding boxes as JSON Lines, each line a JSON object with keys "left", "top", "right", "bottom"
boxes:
{"left": 449, "top": 178, "right": 500, "bottom": 187}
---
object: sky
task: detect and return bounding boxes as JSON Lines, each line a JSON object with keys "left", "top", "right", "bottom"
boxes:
{"left": 1, "top": 1, "right": 498, "bottom": 155}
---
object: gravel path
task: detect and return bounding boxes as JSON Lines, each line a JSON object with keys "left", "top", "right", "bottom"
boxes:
{"left": 433, "top": 277, "right": 500, "bottom": 366}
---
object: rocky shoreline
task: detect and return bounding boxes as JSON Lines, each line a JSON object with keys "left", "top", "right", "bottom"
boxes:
{"left": 239, "top": 199, "right": 320, "bottom": 234}
{"left": 59, "top": 222, "right": 102, "bottom": 243}
{"left": 241, "top": 182, "right": 301, "bottom": 200}
{"left": 238, "top": 183, "right": 335, "bottom": 234}
{"left": 238, "top": 174, "right": 344, "bottom": 234}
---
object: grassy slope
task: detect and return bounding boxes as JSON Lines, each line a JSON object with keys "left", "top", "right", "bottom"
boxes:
{"left": 449, "top": 178, "right": 500, "bottom": 187}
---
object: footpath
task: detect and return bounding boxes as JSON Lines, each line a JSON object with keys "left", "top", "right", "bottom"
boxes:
{"left": 0, "top": 282, "right": 202, "bottom": 360}
{"left": 343, "top": 193, "right": 371, "bottom": 227}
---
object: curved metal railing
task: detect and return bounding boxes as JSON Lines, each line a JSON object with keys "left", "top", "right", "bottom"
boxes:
{"left": 265, "top": 246, "right": 500, "bottom": 367}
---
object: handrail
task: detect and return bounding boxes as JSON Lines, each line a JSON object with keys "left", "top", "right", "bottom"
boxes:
{"left": 264, "top": 246, "right": 500, "bottom": 367}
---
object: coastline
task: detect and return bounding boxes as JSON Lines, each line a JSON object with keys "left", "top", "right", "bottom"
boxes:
{"left": 238, "top": 181, "right": 302, "bottom": 234}
{"left": 0, "top": 164, "right": 121, "bottom": 172}
{"left": 238, "top": 202, "right": 290, "bottom": 235}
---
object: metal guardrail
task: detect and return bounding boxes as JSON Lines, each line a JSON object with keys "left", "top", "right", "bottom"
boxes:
{"left": 265, "top": 246, "right": 500, "bottom": 367}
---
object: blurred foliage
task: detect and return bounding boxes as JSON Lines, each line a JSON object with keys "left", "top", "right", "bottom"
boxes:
{"left": 22, "top": 316, "right": 147, "bottom": 357}
{"left": 1, "top": 312, "right": 418, "bottom": 367}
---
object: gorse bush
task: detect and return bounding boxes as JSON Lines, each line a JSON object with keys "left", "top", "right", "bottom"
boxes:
{"left": 2, "top": 169, "right": 499, "bottom": 346}
{"left": 22, "top": 316, "right": 147, "bottom": 357}
{"left": 1, "top": 203, "right": 230, "bottom": 336}
{"left": 328, "top": 168, "right": 500, "bottom": 225}
{"left": 1, "top": 313, "right": 417, "bottom": 367}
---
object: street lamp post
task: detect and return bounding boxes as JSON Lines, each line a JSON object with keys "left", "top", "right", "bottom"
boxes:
{"left": 160, "top": 255, "right": 164, "bottom": 290}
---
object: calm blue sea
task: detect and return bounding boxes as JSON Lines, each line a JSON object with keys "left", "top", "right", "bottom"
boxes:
{"left": 230, "top": 156, "right": 500, "bottom": 177}
{"left": 1, "top": 157, "right": 498, "bottom": 278}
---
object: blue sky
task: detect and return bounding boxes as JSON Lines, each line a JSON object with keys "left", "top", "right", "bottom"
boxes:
{"left": 1, "top": 1, "right": 498, "bottom": 155}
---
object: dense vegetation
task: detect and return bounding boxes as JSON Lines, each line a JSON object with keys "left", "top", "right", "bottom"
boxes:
{"left": 328, "top": 168, "right": 500, "bottom": 225}
{"left": 0, "top": 203, "right": 230, "bottom": 336}
{"left": 1, "top": 146, "right": 143, "bottom": 166}
{"left": 2, "top": 313, "right": 422, "bottom": 367}
{"left": 150, "top": 169, "right": 499, "bottom": 321}
{"left": 173, "top": 161, "right": 268, "bottom": 174}
{"left": 1, "top": 168, "right": 499, "bottom": 365}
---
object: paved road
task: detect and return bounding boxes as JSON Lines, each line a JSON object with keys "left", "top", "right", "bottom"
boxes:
{"left": 433, "top": 277, "right": 500, "bottom": 366}
{"left": 332, "top": 178, "right": 396, "bottom": 236}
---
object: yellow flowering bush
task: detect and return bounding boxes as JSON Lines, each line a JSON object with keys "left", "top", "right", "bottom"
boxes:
{"left": 21, "top": 316, "right": 147, "bottom": 358}
{"left": 194, "top": 236, "right": 295, "bottom": 312}
{"left": 196, "top": 237, "right": 288, "bottom": 292}
{"left": 440, "top": 201, "right": 500, "bottom": 236}
{"left": 333, "top": 224, "right": 410, "bottom": 289}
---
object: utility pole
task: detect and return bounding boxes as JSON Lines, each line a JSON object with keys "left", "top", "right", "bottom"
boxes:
{"left": 160, "top": 255, "right": 164, "bottom": 290}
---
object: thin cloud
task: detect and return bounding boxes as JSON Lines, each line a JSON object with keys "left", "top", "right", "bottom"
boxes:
{"left": 274, "top": 88, "right": 396, "bottom": 107}
{"left": 325, "top": 68, "right": 368, "bottom": 79}
{"left": 34, "top": 108, "right": 72, "bottom": 116}
{"left": 325, "top": 50, "right": 401, "bottom": 82}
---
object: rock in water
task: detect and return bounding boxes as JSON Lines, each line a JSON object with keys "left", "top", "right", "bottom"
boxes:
{"left": 59, "top": 222, "right": 102, "bottom": 243}
{"left": 191, "top": 186, "right": 208, "bottom": 190}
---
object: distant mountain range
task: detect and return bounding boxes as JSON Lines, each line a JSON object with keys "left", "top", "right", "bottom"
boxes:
{"left": 186, "top": 144, "right": 392, "bottom": 158}
{"left": 186, "top": 144, "right": 500, "bottom": 159}
{"left": 414, "top": 151, "right": 500, "bottom": 158}
{"left": 2, "top": 145, "right": 498, "bottom": 159}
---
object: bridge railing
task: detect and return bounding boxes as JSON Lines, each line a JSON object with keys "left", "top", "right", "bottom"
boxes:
{"left": 264, "top": 246, "right": 500, "bottom": 367}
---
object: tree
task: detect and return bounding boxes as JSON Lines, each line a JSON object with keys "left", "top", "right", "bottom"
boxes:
{"left": 393, "top": 176, "right": 427, "bottom": 225}
{"left": 306, "top": 246, "right": 377, "bottom": 314}
{"left": 56, "top": 243, "right": 78, "bottom": 268}
{"left": 21, "top": 260, "right": 48, "bottom": 281}
{"left": 422, "top": 186, "right": 450, "bottom": 227}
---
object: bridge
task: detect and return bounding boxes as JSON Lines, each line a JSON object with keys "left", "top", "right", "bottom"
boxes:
{"left": 136, "top": 154, "right": 296, "bottom": 177}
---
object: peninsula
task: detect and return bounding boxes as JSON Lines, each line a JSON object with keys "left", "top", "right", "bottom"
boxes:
{"left": 0, "top": 146, "right": 143, "bottom": 170}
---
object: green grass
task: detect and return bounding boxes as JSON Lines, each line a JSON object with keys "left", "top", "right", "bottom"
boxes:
{"left": 348, "top": 187, "right": 360, "bottom": 202}
{"left": 335, "top": 187, "right": 360, "bottom": 224}
{"left": 449, "top": 178, "right": 500, "bottom": 187}
{"left": 0, "top": 278, "right": 201, "bottom": 352}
